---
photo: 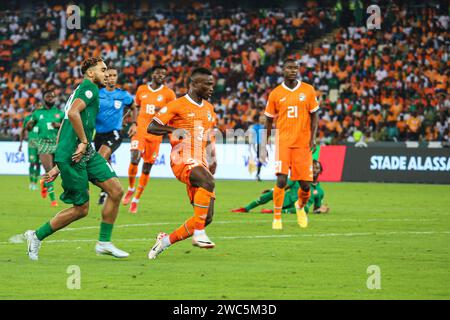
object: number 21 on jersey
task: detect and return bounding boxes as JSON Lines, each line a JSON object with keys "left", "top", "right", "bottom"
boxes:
{"left": 287, "top": 106, "right": 298, "bottom": 118}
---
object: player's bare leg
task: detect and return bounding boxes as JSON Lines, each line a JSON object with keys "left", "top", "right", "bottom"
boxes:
{"left": 123, "top": 150, "right": 140, "bottom": 205}
{"left": 129, "top": 162, "right": 152, "bottom": 213}
{"left": 273, "top": 173, "right": 287, "bottom": 230}
{"left": 295, "top": 180, "right": 311, "bottom": 228}
{"left": 94, "top": 177, "right": 128, "bottom": 257}
{"left": 97, "top": 144, "right": 113, "bottom": 205}
{"left": 39, "top": 153, "right": 57, "bottom": 206}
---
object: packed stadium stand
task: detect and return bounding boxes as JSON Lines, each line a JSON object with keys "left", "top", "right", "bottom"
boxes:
{"left": 0, "top": 0, "right": 448, "bottom": 144}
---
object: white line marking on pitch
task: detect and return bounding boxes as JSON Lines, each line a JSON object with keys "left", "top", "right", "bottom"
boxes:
{"left": 56, "top": 218, "right": 437, "bottom": 233}
{"left": 4, "top": 230, "right": 450, "bottom": 245}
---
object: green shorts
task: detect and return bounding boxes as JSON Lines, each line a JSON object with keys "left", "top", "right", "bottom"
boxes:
{"left": 37, "top": 138, "right": 57, "bottom": 155}
{"left": 28, "top": 141, "right": 40, "bottom": 164}
{"left": 56, "top": 153, "right": 117, "bottom": 206}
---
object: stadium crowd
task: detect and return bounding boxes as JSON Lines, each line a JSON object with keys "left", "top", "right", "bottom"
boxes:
{"left": 0, "top": 1, "right": 448, "bottom": 144}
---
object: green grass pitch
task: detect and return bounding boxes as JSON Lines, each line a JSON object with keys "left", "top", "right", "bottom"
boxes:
{"left": 0, "top": 175, "right": 449, "bottom": 299}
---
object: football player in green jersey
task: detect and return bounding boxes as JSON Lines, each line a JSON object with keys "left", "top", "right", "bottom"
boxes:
{"left": 24, "top": 57, "right": 129, "bottom": 260}
{"left": 27, "top": 90, "right": 64, "bottom": 206}
{"left": 19, "top": 109, "right": 41, "bottom": 191}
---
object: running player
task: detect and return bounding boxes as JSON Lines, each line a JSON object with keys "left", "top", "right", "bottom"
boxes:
{"left": 19, "top": 109, "right": 41, "bottom": 190}
{"left": 23, "top": 57, "right": 128, "bottom": 260}
{"left": 27, "top": 90, "right": 64, "bottom": 206}
{"left": 146, "top": 67, "right": 217, "bottom": 259}
{"left": 264, "top": 59, "right": 319, "bottom": 230}
{"left": 122, "top": 65, "right": 176, "bottom": 214}
{"left": 94, "top": 67, "right": 138, "bottom": 205}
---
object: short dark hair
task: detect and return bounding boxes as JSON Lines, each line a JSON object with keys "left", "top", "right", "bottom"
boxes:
{"left": 283, "top": 58, "right": 298, "bottom": 66}
{"left": 107, "top": 66, "right": 119, "bottom": 73}
{"left": 150, "top": 65, "right": 167, "bottom": 75}
{"left": 81, "top": 57, "right": 104, "bottom": 75}
{"left": 190, "top": 67, "right": 212, "bottom": 78}
{"left": 42, "top": 89, "right": 54, "bottom": 97}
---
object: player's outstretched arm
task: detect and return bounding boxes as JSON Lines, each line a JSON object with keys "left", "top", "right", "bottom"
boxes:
{"left": 67, "top": 98, "right": 89, "bottom": 162}
{"left": 310, "top": 111, "right": 319, "bottom": 153}
{"left": 18, "top": 123, "right": 28, "bottom": 152}
{"left": 147, "top": 119, "right": 176, "bottom": 136}
{"left": 127, "top": 102, "right": 138, "bottom": 137}
{"left": 261, "top": 115, "right": 273, "bottom": 162}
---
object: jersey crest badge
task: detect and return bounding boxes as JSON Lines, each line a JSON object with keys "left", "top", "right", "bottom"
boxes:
{"left": 157, "top": 95, "right": 163, "bottom": 102}
{"left": 299, "top": 93, "right": 306, "bottom": 101}
{"left": 85, "top": 90, "right": 93, "bottom": 99}
{"left": 114, "top": 100, "right": 122, "bottom": 109}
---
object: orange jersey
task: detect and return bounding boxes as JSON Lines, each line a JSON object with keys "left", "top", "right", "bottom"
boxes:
{"left": 153, "top": 94, "right": 216, "bottom": 166}
{"left": 135, "top": 84, "right": 176, "bottom": 136}
{"left": 265, "top": 81, "right": 319, "bottom": 148}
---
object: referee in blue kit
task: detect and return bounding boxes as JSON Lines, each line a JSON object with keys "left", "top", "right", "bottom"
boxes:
{"left": 94, "top": 67, "right": 138, "bottom": 204}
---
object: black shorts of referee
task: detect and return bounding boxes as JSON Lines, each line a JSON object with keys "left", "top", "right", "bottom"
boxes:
{"left": 94, "top": 129, "right": 123, "bottom": 154}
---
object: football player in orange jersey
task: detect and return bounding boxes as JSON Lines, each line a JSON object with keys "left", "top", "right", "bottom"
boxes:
{"left": 264, "top": 59, "right": 319, "bottom": 230}
{"left": 146, "top": 67, "right": 217, "bottom": 259}
{"left": 122, "top": 65, "right": 176, "bottom": 213}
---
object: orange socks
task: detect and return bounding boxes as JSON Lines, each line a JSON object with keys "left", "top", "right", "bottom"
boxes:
{"left": 193, "top": 187, "right": 214, "bottom": 230}
{"left": 168, "top": 187, "right": 214, "bottom": 245}
{"left": 128, "top": 163, "right": 138, "bottom": 190}
{"left": 169, "top": 217, "right": 196, "bottom": 244}
{"left": 273, "top": 185, "right": 285, "bottom": 220}
{"left": 298, "top": 188, "right": 311, "bottom": 208}
{"left": 134, "top": 173, "right": 149, "bottom": 201}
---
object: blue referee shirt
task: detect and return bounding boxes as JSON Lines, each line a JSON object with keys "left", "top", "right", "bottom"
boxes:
{"left": 252, "top": 123, "right": 264, "bottom": 144}
{"left": 96, "top": 88, "right": 133, "bottom": 134}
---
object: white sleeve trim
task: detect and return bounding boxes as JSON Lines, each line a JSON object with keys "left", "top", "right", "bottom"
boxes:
{"left": 153, "top": 117, "right": 164, "bottom": 125}
{"left": 264, "top": 111, "right": 275, "bottom": 118}
{"left": 310, "top": 106, "right": 320, "bottom": 113}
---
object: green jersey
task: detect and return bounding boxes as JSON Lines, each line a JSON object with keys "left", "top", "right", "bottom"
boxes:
{"left": 55, "top": 79, "right": 100, "bottom": 163}
{"left": 23, "top": 114, "right": 39, "bottom": 141}
{"left": 31, "top": 107, "right": 64, "bottom": 140}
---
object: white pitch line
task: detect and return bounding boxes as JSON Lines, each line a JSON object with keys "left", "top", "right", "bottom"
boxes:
{"left": 57, "top": 218, "right": 437, "bottom": 233}
{"left": 3, "top": 230, "right": 450, "bottom": 246}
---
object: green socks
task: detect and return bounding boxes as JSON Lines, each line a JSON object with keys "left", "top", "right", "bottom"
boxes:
{"left": 99, "top": 222, "right": 114, "bottom": 242}
{"left": 35, "top": 221, "right": 54, "bottom": 241}
{"left": 45, "top": 181, "right": 56, "bottom": 201}
{"left": 245, "top": 191, "right": 274, "bottom": 212}
{"left": 29, "top": 165, "right": 35, "bottom": 184}
{"left": 244, "top": 200, "right": 260, "bottom": 212}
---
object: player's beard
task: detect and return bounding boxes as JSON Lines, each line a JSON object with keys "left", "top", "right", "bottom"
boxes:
{"left": 44, "top": 101, "right": 54, "bottom": 108}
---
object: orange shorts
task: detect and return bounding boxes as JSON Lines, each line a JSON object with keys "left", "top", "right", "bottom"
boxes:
{"left": 275, "top": 146, "right": 313, "bottom": 181}
{"left": 170, "top": 156, "right": 211, "bottom": 203}
{"left": 130, "top": 133, "right": 162, "bottom": 164}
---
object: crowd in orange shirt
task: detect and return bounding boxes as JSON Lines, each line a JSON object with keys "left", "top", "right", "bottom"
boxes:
{"left": 0, "top": 2, "right": 448, "bottom": 144}
{"left": 311, "top": 3, "right": 449, "bottom": 143}
{"left": 1, "top": 2, "right": 333, "bottom": 140}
